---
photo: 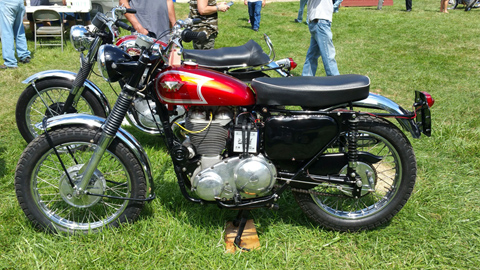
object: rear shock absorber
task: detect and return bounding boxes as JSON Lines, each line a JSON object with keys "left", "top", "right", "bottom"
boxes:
{"left": 347, "top": 113, "right": 362, "bottom": 198}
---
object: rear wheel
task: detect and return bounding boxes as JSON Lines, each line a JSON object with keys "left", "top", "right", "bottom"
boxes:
{"left": 293, "top": 116, "right": 416, "bottom": 231}
{"left": 16, "top": 79, "right": 106, "bottom": 143}
{"left": 465, "top": 0, "right": 478, "bottom": 10}
{"left": 15, "top": 126, "right": 146, "bottom": 234}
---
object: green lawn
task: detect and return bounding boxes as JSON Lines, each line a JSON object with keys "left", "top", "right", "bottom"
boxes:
{"left": 1, "top": 0, "right": 479, "bottom": 268}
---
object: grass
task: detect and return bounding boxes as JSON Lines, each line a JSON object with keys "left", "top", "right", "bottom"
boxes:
{"left": 1, "top": 0, "right": 480, "bottom": 268}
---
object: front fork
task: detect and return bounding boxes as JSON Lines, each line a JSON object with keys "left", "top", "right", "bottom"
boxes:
{"left": 61, "top": 37, "right": 103, "bottom": 114}
{"left": 74, "top": 91, "right": 135, "bottom": 194}
{"left": 73, "top": 53, "right": 148, "bottom": 195}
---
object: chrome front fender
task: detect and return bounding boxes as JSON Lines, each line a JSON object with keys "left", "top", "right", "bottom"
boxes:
{"left": 22, "top": 70, "right": 111, "bottom": 116}
{"left": 40, "top": 114, "right": 155, "bottom": 200}
{"left": 330, "top": 93, "right": 421, "bottom": 138}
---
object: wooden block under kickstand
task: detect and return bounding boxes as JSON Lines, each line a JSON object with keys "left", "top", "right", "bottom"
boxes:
{"left": 224, "top": 219, "right": 260, "bottom": 253}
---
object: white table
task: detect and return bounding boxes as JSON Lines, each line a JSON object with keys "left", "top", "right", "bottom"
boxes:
{"left": 25, "top": 1, "right": 92, "bottom": 13}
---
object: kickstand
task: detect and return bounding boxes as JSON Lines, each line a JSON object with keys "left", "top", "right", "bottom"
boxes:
{"left": 233, "top": 210, "right": 251, "bottom": 251}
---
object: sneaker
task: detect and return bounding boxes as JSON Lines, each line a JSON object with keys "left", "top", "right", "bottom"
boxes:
{"left": 0, "top": 64, "right": 18, "bottom": 69}
{"left": 294, "top": 19, "right": 301, "bottom": 23}
{"left": 20, "top": 57, "right": 31, "bottom": 64}
{"left": 253, "top": 28, "right": 259, "bottom": 32}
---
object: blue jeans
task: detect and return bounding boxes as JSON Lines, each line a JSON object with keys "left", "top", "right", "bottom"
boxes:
{"left": 0, "top": 0, "right": 31, "bottom": 67}
{"left": 248, "top": 1, "right": 262, "bottom": 30}
{"left": 297, "top": 0, "right": 308, "bottom": 22}
{"left": 302, "top": 19, "right": 339, "bottom": 77}
{"left": 333, "top": 0, "right": 343, "bottom": 12}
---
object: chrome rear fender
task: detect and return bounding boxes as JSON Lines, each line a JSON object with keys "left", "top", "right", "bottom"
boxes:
{"left": 39, "top": 113, "right": 155, "bottom": 200}
{"left": 22, "top": 70, "right": 111, "bottom": 116}
{"left": 330, "top": 93, "right": 421, "bottom": 138}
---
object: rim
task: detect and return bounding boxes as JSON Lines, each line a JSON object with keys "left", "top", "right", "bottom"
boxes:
{"left": 311, "top": 130, "right": 402, "bottom": 220}
{"left": 25, "top": 87, "right": 95, "bottom": 138}
{"left": 31, "top": 141, "right": 132, "bottom": 231}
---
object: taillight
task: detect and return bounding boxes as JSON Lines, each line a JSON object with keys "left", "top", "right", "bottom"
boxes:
{"left": 421, "top": 91, "right": 435, "bottom": 107}
{"left": 289, "top": 58, "right": 297, "bottom": 70}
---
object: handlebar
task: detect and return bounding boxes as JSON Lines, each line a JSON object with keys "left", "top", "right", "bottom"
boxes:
{"left": 115, "top": 20, "right": 133, "bottom": 31}
{"left": 181, "top": 29, "right": 206, "bottom": 43}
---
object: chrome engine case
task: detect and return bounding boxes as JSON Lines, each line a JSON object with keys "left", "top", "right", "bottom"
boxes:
{"left": 133, "top": 97, "right": 159, "bottom": 129}
{"left": 192, "top": 155, "right": 277, "bottom": 201}
{"left": 133, "top": 97, "right": 185, "bottom": 129}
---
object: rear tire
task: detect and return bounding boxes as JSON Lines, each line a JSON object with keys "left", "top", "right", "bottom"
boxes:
{"left": 293, "top": 116, "right": 416, "bottom": 231}
{"left": 16, "top": 79, "right": 106, "bottom": 143}
{"left": 15, "top": 126, "right": 146, "bottom": 234}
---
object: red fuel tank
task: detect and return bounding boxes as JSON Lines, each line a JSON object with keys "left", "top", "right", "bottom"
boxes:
{"left": 155, "top": 64, "right": 256, "bottom": 106}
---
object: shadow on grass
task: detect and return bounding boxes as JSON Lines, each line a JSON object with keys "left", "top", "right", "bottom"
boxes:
{"left": 139, "top": 174, "right": 384, "bottom": 236}
{"left": 0, "top": 146, "right": 6, "bottom": 178}
{"left": 118, "top": 126, "right": 391, "bottom": 234}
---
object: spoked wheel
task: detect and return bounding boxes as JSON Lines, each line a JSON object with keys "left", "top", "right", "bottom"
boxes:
{"left": 15, "top": 126, "right": 146, "bottom": 234}
{"left": 15, "top": 79, "right": 106, "bottom": 143}
{"left": 293, "top": 116, "right": 416, "bottom": 232}
{"left": 465, "top": 0, "right": 478, "bottom": 10}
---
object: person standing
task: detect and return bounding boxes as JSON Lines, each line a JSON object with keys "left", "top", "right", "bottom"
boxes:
{"left": 62, "top": 0, "right": 92, "bottom": 26}
{"left": 245, "top": 0, "right": 266, "bottom": 32}
{"left": 295, "top": 0, "right": 307, "bottom": 23}
{"left": 119, "top": 0, "right": 176, "bottom": 43}
{"left": 0, "top": 0, "right": 31, "bottom": 69}
{"left": 440, "top": 0, "right": 448, "bottom": 13}
{"left": 189, "top": 0, "right": 230, "bottom": 50}
{"left": 333, "top": 0, "right": 342, "bottom": 12}
{"left": 406, "top": 0, "right": 412, "bottom": 11}
{"left": 302, "top": 0, "right": 339, "bottom": 77}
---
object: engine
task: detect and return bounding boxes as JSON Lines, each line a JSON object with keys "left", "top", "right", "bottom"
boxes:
{"left": 133, "top": 97, "right": 185, "bottom": 129}
{"left": 182, "top": 106, "right": 277, "bottom": 201}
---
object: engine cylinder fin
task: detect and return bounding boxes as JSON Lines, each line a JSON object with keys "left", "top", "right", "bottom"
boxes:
{"left": 186, "top": 121, "right": 228, "bottom": 155}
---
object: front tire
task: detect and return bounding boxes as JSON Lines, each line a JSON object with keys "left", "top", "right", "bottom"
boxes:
{"left": 16, "top": 79, "right": 106, "bottom": 143}
{"left": 293, "top": 116, "right": 416, "bottom": 232}
{"left": 15, "top": 126, "right": 146, "bottom": 234}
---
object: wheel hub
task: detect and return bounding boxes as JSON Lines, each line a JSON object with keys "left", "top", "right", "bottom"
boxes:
{"left": 339, "top": 162, "right": 377, "bottom": 197}
{"left": 59, "top": 164, "right": 106, "bottom": 208}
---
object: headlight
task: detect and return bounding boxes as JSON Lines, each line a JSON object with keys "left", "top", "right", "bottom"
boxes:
{"left": 97, "top": 45, "right": 109, "bottom": 81}
{"left": 97, "top": 44, "right": 133, "bottom": 82}
{"left": 70, "top": 25, "right": 94, "bottom": 52}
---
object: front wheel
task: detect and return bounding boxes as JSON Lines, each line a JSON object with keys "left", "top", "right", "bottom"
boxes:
{"left": 293, "top": 116, "right": 417, "bottom": 232}
{"left": 16, "top": 79, "right": 107, "bottom": 143}
{"left": 15, "top": 126, "right": 146, "bottom": 234}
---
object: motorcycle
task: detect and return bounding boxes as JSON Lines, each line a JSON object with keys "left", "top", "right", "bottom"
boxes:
{"left": 16, "top": 6, "right": 297, "bottom": 143}
{"left": 15, "top": 8, "right": 434, "bottom": 247}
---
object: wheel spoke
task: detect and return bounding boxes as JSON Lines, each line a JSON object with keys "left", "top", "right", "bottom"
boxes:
{"left": 30, "top": 139, "right": 134, "bottom": 231}
{"left": 26, "top": 87, "right": 95, "bottom": 137}
{"left": 311, "top": 129, "right": 403, "bottom": 219}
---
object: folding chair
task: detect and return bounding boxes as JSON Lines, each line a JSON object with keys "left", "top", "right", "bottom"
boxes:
{"left": 33, "top": 9, "right": 64, "bottom": 51}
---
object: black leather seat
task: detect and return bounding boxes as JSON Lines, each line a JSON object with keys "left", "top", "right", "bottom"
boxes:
{"left": 252, "top": 74, "right": 370, "bottom": 108}
{"left": 182, "top": 40, "right": 271, "bottom": 69}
